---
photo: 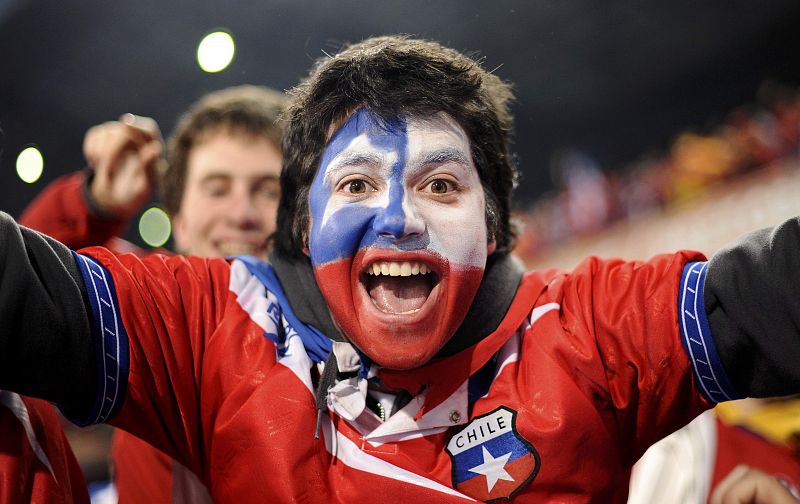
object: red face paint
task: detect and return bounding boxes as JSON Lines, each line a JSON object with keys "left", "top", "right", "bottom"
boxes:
{"left": 314, "top": 249, "right": 484, "bottom": 369}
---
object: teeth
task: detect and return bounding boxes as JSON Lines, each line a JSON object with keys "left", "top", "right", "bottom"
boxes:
{"left": 218, "top": 242, "right": 261, "bottom": 256}
{"left": 366, "top": 261, "right": 433, "bottom": 277}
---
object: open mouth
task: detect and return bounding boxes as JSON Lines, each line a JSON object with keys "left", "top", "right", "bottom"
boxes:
{"left": 362, "top": 260, "right": 439, "bottom": 315}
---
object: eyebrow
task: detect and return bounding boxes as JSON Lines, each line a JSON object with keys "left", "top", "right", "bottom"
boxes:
{"left": 198, "top": 173, "right": 230, "bottom": 184}
{"left": 324, "top": 151, "right": 386, "bottom": 183}
{"left": 418, "top": 147, "right": 471, "bottom": 167}
{"left": 198, "top": 172, "right": 279, "bottom": 184}
{"left": 324, "top": 146, "right": 471, "bottom": 183}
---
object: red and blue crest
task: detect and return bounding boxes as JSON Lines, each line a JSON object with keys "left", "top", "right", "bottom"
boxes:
{"left": 446, "top": 406, "right": 539, "bottom": 502}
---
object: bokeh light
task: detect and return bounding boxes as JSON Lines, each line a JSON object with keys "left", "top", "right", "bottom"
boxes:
{"left": 16, "top": 146, "right": 44, "bottom": 183}
{"left": 138, "top": 207, "right": 171, "bottom": 248}
{"left": 197, "top": 31, "right": 235, "bottom": 73}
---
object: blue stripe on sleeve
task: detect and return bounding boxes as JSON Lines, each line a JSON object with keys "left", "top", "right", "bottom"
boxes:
{"left": 67, "top": 252, "right": 129, "bottom": 425}
{"left": 678, "top": 261, "right": 741, "bottom": 404}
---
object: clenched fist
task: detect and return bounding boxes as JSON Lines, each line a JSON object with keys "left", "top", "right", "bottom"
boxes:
{"left": 84, "top": 113, "right": 164, "bottom": 220}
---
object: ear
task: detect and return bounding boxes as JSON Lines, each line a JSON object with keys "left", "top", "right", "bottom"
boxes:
{"left": 171, "top": 213, "right": 190, "bottom": 254}
{"left": 487, "top": 238, "right": 497, "bottom": 256}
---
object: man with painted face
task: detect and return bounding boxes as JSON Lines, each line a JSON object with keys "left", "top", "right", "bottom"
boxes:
{"left": 1, "top": 35, "right": 800, "bottom": 503}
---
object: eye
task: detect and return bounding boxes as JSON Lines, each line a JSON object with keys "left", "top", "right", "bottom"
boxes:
{"left": 203, "top": 180, "right": 229, "bottom": 198}
{"left": 347, "top": 179, "right": 368, "bottom": 194}
{"left": 336, "top": 176, "right": 377, "bottom": 196}
{"left": 429, "top": 179, "right": 449, "bottom": 194}
{"left": 424, "top": 178, "right": 458, "bottom": 195}
{"left": 254, "top": 179, "right": 280, "bottom": 201}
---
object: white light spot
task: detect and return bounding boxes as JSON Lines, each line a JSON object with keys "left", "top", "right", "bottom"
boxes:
{"left": 16, "top": 146, "right": 44, "bottom": 183}
{"left": 138, "top": 207, "right": 171, "bottom": 248}
{"left": 197, "top": 31, "right": 235, "bottom": 73}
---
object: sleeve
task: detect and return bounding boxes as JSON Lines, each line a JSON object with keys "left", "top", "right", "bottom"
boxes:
{"left": 71, "top": 244, "right": 233, "bottom": 475}
{"left": 1, "top": 211, "right": 232, "bottom": 473}
{"left": 18, "top": 171, "right": 127, "bottom": 250}
{"left": 704, "top": 216, "right": 800, "bottom": 397}
{"left": 0, "top": 211, "right": 96, "bottom": 415}
{"left": 559, "top": 250, "right": 711, "bottom": 465}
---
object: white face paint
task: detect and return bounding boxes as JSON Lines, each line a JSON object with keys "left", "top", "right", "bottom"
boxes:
{"left": 401, "top": 114, "right": 489, "bottom": 268}
{"left": 309, "top": 109, "right": 495, "bottom": 369}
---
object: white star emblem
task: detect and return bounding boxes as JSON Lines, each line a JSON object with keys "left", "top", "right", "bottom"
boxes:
{"left": 468, "top": 446, "right": 515, "bottom": 493}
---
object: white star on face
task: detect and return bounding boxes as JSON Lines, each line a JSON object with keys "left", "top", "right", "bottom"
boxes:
{"left": 468, "top": 446, "right": 515, "bottom": 493}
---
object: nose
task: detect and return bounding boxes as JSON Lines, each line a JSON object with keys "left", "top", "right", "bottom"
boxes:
{"left": 372, "top": 185, "right": 425, "bottom": 241}
{"left": 227, "top": 192, "right": 262, "bottom": 228}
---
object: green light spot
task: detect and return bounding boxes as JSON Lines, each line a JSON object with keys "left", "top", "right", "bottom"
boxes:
{"left": 138, "top": 207, "right": 171, "bottom": 248}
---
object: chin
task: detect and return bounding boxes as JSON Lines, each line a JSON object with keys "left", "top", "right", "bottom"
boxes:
{"left": 353, "top": 318, "right": 451, "bottom": 370}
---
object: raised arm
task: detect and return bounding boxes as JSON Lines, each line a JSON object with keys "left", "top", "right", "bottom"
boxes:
{"left": 19, "top": 114, "right": 162, "bottom": 250}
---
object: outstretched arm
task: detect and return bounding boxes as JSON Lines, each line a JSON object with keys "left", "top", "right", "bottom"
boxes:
{"left": 0, "top": 211, "right": 237, "bottom": 473}
{"left": 0, "top": 211, "right": 95, "bottom": 416}
{"left": 704, "top": 217, "right": 800, "bottom": 397}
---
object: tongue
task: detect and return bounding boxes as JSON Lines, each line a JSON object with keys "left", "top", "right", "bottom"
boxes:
{"left": 368, "top": 276, "right": 432, "bottom": 314}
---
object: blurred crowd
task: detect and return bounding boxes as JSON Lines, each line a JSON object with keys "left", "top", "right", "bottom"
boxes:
{"left": 515, "top": 82, "right": 800, "bottom": 260}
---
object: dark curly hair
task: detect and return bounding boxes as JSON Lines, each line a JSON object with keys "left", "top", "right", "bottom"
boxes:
{"left": 275, "top": 35, "right": 518, "bottom": 258}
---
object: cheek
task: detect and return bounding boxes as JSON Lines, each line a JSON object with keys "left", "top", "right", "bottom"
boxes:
{"left": 309, "top": 201, "right": 378, "bottom": 265}
{"left": 422, "top": 200, "right": 488, "bottom": 266}
{"left": 171, "top": 214, "right": 190, "bottom": 251}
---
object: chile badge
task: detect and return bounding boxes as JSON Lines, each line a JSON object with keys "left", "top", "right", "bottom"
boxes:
{"left": 446, "top": 406, "right": 540, "bottom": 502}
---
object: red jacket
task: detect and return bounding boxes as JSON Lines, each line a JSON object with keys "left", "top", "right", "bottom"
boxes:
{"left": 68, "top": 248, "right": 709, "bottom": 502}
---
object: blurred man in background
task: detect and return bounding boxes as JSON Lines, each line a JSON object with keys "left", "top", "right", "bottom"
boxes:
{"left": 19, "top": 84, "right": 287, "bottom": 503}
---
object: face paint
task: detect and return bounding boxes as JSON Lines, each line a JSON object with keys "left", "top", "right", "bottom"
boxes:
{"left": 308, "top": 108, "right": 492, "bottom": 370}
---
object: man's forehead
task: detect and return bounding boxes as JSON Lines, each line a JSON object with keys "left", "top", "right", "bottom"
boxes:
{"left": 187, "top": 132, "right": 282, "bottom": 182}
{"left": 323, "top": 110, "right": 472, "bottom": 169}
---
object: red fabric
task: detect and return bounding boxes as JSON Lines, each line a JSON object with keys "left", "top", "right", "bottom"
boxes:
{"left": 77, "top": 247, "right": 710, "bottom": 503}
{"left": 0, "top": 395, "right": 89, "bottom": 503}
{"left": 112, "top": 431, "right": 172, "bottom": 504}
{"left": 710, "top": 417, "right": 800, "bottom": 498}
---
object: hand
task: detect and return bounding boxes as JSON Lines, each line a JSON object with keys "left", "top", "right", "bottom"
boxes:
{"left": 84, "top": 113, "right": 164, "bottom": 220}
{"left": 711, "top": 464, "right": 800, "bottom": 504}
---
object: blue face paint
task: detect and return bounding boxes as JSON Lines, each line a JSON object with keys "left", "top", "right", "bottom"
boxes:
{"left": 308, "top": 108, "right": 411, "bottom": 266}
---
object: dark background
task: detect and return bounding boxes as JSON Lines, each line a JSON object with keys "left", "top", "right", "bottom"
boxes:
{"left": 2, "top": 0, "right": 799, "bottom": 244}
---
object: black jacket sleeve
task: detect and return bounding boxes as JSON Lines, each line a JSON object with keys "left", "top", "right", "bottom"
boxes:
{"left": 705, "top": 216, "right": 800, "bottom": 397}
{"left": 0, "top": 211, "right": 95, "bottom": 415}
